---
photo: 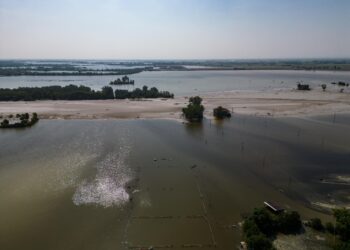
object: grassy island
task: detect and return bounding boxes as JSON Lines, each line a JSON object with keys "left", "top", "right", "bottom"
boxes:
{"left": 0, "top": 113, "right": 39, "bottom": 128}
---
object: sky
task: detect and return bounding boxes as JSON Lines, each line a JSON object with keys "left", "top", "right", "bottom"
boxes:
{"left": 0, "top": 0, "right": 349, "bottom": 59}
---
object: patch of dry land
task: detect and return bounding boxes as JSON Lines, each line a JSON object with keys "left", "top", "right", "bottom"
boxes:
{"left": 0, "top": 88, "right": 349, "bottom": 120}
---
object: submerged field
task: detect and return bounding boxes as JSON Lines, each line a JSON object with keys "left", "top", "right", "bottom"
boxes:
{"left": 0, "top": 114, "right": 349, "bottom": 249}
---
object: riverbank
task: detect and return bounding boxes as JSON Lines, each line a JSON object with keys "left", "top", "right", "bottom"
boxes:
{"left": 0, "top": 88, "right": 349, "bottom": 120}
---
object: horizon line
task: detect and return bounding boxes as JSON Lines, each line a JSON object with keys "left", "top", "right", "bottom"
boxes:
{"left": 1, "top": 57, "right": 350, "bottom": 61}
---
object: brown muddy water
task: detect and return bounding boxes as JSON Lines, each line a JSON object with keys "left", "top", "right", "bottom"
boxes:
{"left": 0, "top": 114, "right": 349, "bottom": 250}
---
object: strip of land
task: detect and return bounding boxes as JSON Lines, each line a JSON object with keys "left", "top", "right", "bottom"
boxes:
{"left": 0, "top": 88, "right": 349, "bottom": 120}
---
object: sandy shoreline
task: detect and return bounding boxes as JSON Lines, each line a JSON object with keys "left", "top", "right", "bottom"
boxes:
{"left": 0, "top": 88, "right": 349, "bottom": 120}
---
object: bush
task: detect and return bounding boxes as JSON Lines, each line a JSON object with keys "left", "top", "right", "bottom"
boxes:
{"left": 213, "top": 106, "right": 231, "bottom": 119}
{"left": 0, "top": 113, "right": 39, "bottom": 128}
{"left": 309, "top": 218, "right": 324, "bottom": 231}
{"left": 251, "top": 208, "right": 276, "bottom": 236}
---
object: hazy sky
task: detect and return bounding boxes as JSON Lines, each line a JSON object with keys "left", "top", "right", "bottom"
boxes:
{"left": 0, "top": 0, "right": 349, "bottom": 59}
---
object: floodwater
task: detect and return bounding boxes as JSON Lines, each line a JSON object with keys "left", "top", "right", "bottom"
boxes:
{"left": 1, "top": 115, "right": 349, "bottom": 249}
{"left": 0, "top": 70, "right": 350, "bottom": 96}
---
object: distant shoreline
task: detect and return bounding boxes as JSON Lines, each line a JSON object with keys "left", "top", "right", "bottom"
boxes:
{"left": 1, "top": 68, "right": 350, "bottom": 77}
{"left": 1, "top": 59, "right": 350, "bottom": 76}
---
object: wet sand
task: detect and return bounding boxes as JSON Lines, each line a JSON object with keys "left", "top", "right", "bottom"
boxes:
{"left": 0, "top": 88, "right": 349, "bottom": 120}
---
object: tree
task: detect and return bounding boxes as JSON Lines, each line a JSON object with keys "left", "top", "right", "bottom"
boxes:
{"left": 101, "top": 86, "right": 114, "bottom": 99}
{"left": 251, "top": 208, "right": 276, "bottom": 236}
{"left": 189, "top": 96, "right": 202, "bottom": 105}
{"left": 321, "top": 84, "right": 327, "bottom": 91}
{"left": 243, "top": 218, "right": 261, "bottom": 238}
{"left": 182, "top": 96, "right": 205, "bottom": 122}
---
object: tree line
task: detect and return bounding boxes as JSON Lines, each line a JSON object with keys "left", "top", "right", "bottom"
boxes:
{"left": 0, "top": 85, "right": 173, "bottom": 101}
{"left": 115, "top": 85, "right": 174, "bottom": 99}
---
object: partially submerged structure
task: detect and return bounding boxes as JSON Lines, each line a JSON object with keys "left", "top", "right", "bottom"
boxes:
{"left": 264, "top": 201, "right": 284, "bottom": 213}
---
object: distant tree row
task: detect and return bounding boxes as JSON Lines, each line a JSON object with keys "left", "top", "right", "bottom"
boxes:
{"left": 115, "top": 85, "right": 174, "bottom": 99}
{"left": 0, "top": 85, "right": 173, "bottom": 101}
{"left": 110, "top": 75, "right": 135, "bottom": 85}
{"left": 331, "top": 81, "right": 349, "bottom": 87}
{"left": 0, "top": 85, "right": 115, "bottom": 101}
{"left": 0, "top": 113, "right": 39, "bottom": 128}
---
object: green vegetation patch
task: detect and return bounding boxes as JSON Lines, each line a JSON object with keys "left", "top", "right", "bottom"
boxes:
{"left": 242, "top": 207, "right": 302, "bottom": 250}
{"left": 0, "top": 113, "right": 39, "bottom": 128}
{"left": 182, "top": 96, "right": 205, "bottom": 122}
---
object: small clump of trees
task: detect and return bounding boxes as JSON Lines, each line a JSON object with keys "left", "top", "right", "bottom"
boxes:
{"left": 109, "top": 75, "right": 135, "bottom": 85}
{"left": 182, "top": 96, "right": 205, "bottom": 122}
{"left": 242, "top": 207, "right": 302, "bottom": 249}
{"left": 0, "top": 113, "right": 39, "bottom": 128}
{"left": 331, "top": 81, "right": 350, "bottom": 87}
{"left": 114, "top": 86, "right": 174, "bottom": 99}
{"left": 213, "top": 106, "right": 231, "bottom": 119}
{"left": 297, "top": 83, "right": 311, "bottom": 90}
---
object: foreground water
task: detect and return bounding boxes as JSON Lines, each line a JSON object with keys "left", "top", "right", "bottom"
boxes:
{"left": 0, "top": 116, "right": 350, "bottom": 249}
{"left": 1, "top": 70, "right": 350, "bottom": 96}
{"left": 0, "top": 115, "right": 349, "bottom": 249}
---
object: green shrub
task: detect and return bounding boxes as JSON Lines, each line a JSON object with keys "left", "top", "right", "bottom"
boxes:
{"left": 213, "top": 106, "right": 231, "bottom": 119}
